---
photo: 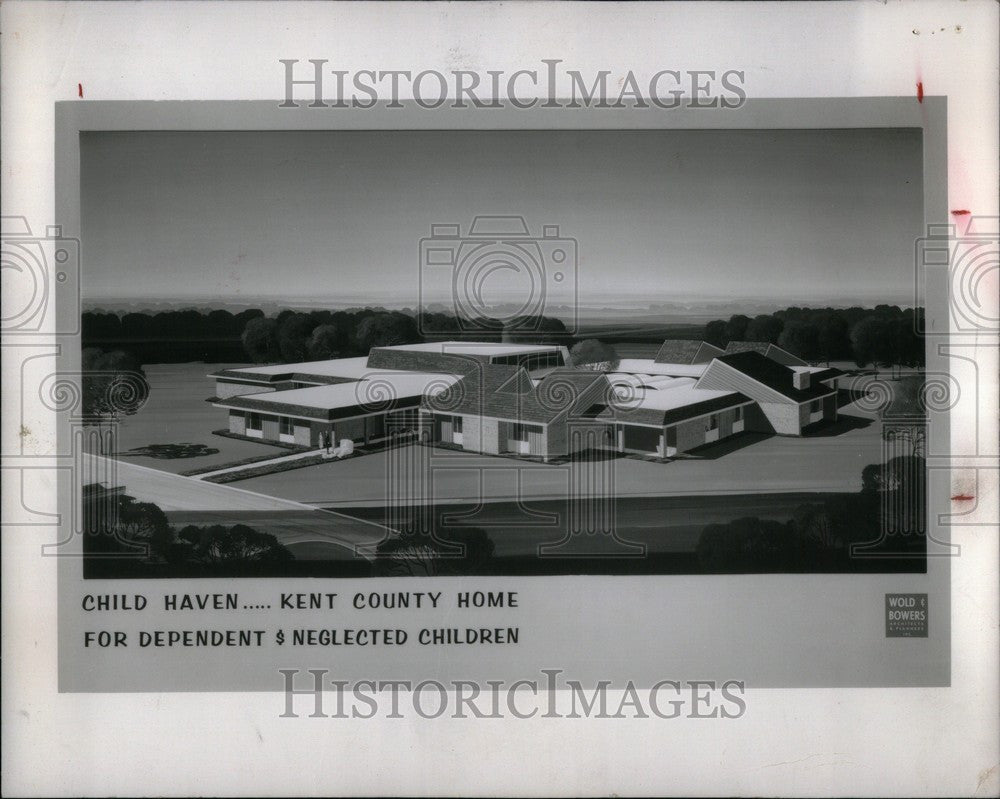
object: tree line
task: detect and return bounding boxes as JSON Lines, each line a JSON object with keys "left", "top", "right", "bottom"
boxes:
{"left": 82, "top": 306, "right": 571, "bottom": 365}
{"left": 696, "top": 454, "right": 926, "bottom": 572}
{"left": 703, "top": 305, "right": 924, "bottom": 372}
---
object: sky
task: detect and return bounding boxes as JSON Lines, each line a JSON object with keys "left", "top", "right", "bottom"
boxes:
{"left": 80, "top": 128, "right": 923, "bottom": 308}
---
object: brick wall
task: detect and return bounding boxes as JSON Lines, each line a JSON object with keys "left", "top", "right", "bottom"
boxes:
{"left": 674, "top": 418, "right": 706, "bottom": 452}
{"left": 294, "top": 423, "right": 312, "bottom": 447}
{"left": 481, "top": 418, "right": 500, "bottom": 454}
{"left": 461, "top": 414, "right": 482, "bottom": 452}
{"left": 758, "top": 401, "right": 803, "bottom": 435}
{"left": 228, "top": 411, "right": 246, "bottom": 435}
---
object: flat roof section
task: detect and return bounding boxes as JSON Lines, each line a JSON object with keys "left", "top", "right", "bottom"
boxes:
{"left": 210, "top": 356, "right": 375, "bottom": 383}
{"left": 614, "top": 359, "right": 709, "bottom": 378}
{"left": 213, "top": 372, "right": 461, "bottom": 420}
{"left": 627, "top": 386, "right": 746, "bottom": 413}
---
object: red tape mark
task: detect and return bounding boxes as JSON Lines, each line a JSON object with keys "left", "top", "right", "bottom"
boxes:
{"left": 916, "top": 81, "right": 924, "bottom": 103}
{"left": 951, "top": 209, "right": 971, "bottom": 216}
{"left": 78, "top": 83, "right": 83, "bottom": 98}
{"left": 951, "top": 494, "right": 975, "bottom": 501}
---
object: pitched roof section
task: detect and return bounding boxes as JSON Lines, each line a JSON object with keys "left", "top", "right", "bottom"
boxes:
{"left": 706, "top": 352, "right": 833, "bottom": 402}
{"left": 366, "top": 348, "right": 484, "bottom": 374}
{"left": 654, "top": 339, "right": 724, "bottom": 365}
{"left": 723, "top": 341, "right": 807, "bottom": 366}
{"left": 424, "top": 366, "right": 611, "bottom": 424}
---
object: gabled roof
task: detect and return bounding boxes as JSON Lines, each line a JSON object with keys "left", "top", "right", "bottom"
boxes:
{"left": 724, "top": 341, "right": 807, "bottom": 366}
{"left": 708, "top": 352, "right": 833, "bottom": 402}
{"left": 654, "top": 339, "right": 724, "bottom": 365}
{"left": 424, "top": 366, "right": 610, "bottom": 424}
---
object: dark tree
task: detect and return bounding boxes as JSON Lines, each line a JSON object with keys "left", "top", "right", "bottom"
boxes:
{"left": 355, "top": 312, "right": 420, "bottom": 352}
{"left": 108, "top": 493, "right": 173, "bottom": 560}
{"left": 307, "top": 323, "right": 343, "bottom": 360}
{"left": 850, "top": 316, "right": 888, "bottom": 373}
{"left": 277, "top": 313, "right": 315, "bottom": 363}
{"left": 81, "top": 311, "right": 122, "bottom": 340}
{"left": 241, "top": 317, "right": 280, "bottom": 363}
{"left": 704, "top": 319, "right": 727, "bottom": 348}
{"left": 777, "top": 320, "right": 820, "bottom": 362}
{"left": 569, "top": 339, "right": 619, "bottom": 370}
{"left": 80, "top": 348, "right": 148, "bottom": 422}
{"left": 817, "top": 314, "right": 850, "bottom": 365}
{"left": 120, "top": 311, "right": 153, "bottom": 338}
{"left": 891, "top": 316, "right": 923, "bottom": 372}
{"left": 745, "top": 314, "right": 784, "bottom": 344}
{"left": 206, "top": 309, "right": 236, "bottom": 337}
{"left": 176, "top": 524, "right": 293, "bottom": 564}
{"left": 724, "top": 314, "right": 751, "bottom": 343}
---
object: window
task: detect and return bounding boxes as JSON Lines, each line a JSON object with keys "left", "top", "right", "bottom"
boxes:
{"left": 734, "top": 406, "right": 743, "bottom": 422}
{"left": 247, "top": 413, "right": 262, "bottom": 431}
{"left": 707, "top": 414, "right": 719, "bottom": 431}
{"left": 510, "top": 422, "right": 539, "bottom": 441}
{"left": 453, "top": 416, "right": 463, "bottom": 434}
{"left": 810, "top": 399, "right": 822, "bottom": 413}
{"left": 279, "top": 417, "right": 294, "bottom": 436}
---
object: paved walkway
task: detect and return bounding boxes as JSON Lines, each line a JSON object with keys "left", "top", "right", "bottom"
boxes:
{"left": 191, "top": 448, "right": 325, "bottom": 480}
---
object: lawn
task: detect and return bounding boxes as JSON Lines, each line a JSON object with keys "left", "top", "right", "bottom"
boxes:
{"left": 110, "top": 362, "right": 293, "bottom": 474}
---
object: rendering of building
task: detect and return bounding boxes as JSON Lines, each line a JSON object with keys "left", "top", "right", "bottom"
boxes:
{"left": 208, "top": 339, "right": 841, "bottom": 461}
{"left": 208, "top": 343, "right": 568, "bottom": 449}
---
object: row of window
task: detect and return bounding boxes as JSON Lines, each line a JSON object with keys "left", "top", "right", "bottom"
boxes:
{"left": 508, "top": 422, "right": 542, "bottom": 441}
{"left": 702, "top": 407, "right": 744, "bottom": 433}
{"left": 490, "top": 351, "right": 564, "bottom": 370}
{"left": 245, "top": 413, "right": 294, "bottom": 436}
{"left": 442, "top": 416, "right": 542, "bottom": 441}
